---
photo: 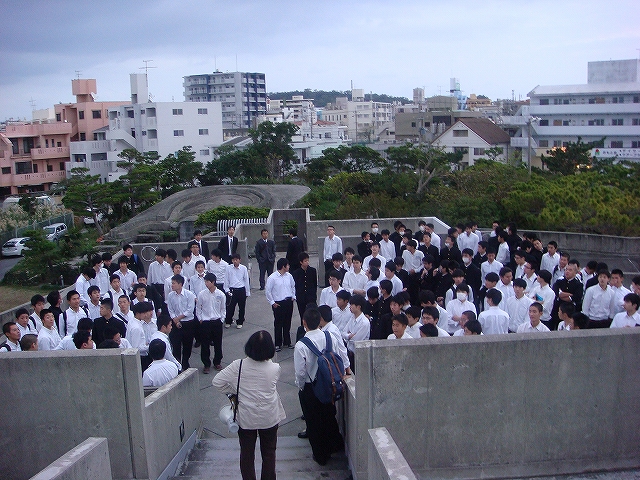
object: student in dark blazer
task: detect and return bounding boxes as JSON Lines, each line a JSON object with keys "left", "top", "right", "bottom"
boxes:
{"left": 254, "top": 229, "right": 276, "bottom": 290}
{"left": 192, "top": 229, "right": 209, "bottom": 260}
{"left": 286, "top": 228, "right": 305, "bottom": 271}
{"left": 217, "top": 225, "right": 238, "bottom": 263}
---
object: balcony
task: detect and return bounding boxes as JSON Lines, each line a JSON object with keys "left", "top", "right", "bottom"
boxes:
{"left": 530, "top": 103, "right": 640, "bottom": 115}
{"left": 30, "top": 146, "right": 70, "bottom": 160}
{"left": 13, "top": 170, "right": 65, "bottom": 186}
{"left": 3, "top": 122, "right": 72, "bottom": 136}
{"left": 533, "top": 125, "right": 639, "bottom": 137}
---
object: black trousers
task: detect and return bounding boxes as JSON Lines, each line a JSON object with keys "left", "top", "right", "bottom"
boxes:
{"left": 238, "top": 424, "right": 278, "bottom": 480}
{"left": 258, "top": 261, "right": 274, "bottom": 289}
{"left": 226, "top": 288, "right": 247, "bottom": 325}
{"left": 324, "top": 259, "right": 333, "bottom": 287}
{"left": 169, "top": 320, "right": 197, "bottom": 371}
{"left": 272, "top": 299, "right": 293, "bottom": 348}
{"left": 296, "top": 294, "right": 317, "bottom": 324}
{"left": 299, "top": 383, "right": 344, "bottom": 465}
{"left": 199, "top": 319, "right": 223, "bottom": 367}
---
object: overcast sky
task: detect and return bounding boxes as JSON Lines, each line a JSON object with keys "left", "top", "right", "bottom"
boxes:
{"left": 1, "top": 0, "right": 638, "bottom": 120}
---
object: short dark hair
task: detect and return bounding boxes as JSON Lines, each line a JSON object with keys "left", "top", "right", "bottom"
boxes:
{"left": 298, "top": 252, "right": 309, "bottom": 262}
{"left": 97, "top": 339, "right": 120, "bottom": 349}
{"left": 231, "top": 253, "right": 241, "bottom": 260}
{"left": 181, "top": 249, "right": 191, "bottom": 259}
{"left": 367, "top": 286, "right": 379, "bottom": 299}
{"left": 344, "top": 246, "right": 355, "bottom": 255}
{"left": 2, "top": 322, "right": 16, "bottom": 335}
{"left": 624, "top": 293, "right": 640, "bottom": 310}
{"left": 171, "top": 275, "right": 185, "bottom": 286}
{"left": 73, "top": 330, "right": 92, "bottom": 348}
{"left": 87, "top": 285, "right": 100, "bottom": 296}
{"left": 499, "top": 267, "right": 512, "bottom": 278}
{"left": 303, "top": 308, "right": 322, "bottom": 330}
{"left": 166, "top": 249, "right": 178, "bottom": 261}
{"left": 379, "top": 279, "right": 393, "bottom": 295}
{"left": 385, "top": 261, "right": 396, "bottom": 272}
{"left": 486, "top": 288, "right": 502, "bottom": 305}
{"left": 349, "top": 294, "right": 366, "bottom": 310}
{"left": 157, "top": 314, "right": 172, "bottom": 330}
{"left": 332, "top": 252, "right": 344, "bottom": 262}
{"left": 328, "top": 270, "right": 342, "bottom": 280}
{"left": 110, "top": 274, "right": 120, "bottom": 282}
{"left": 336, "top": 290, "right": 351, "bottom": 301}
{"left": 369, "top": 266, "right": 380, "bottom": 281}
{"left": 465, "top": 319, "right": 482, "bottom": 334}
{"left": 421, "top": 306, "right": 440, "bottom": 320}
{"left": 77, "top": 317, "right": 94, "bottom": 332}
{"left": 318, "top": 305, "right": 332, "bottom": 323}
{"left": 149, "top": 338, "right": 167, "bottom": 360}
{"left": 30, "top": 294, "right": 45, "bottom": 306}
{"left": 100, "top": 298, "right": 114, "bottom": 310}
{"left": 118, "top": 255, "right": 129, "bottom": 265}
{"left": 103, "top": 326, "right": 120, "bottom": 340}
{"left": 369, "top": 258, "right": 382, "bottom": 269}
{"left": 15, "top": 307, "right": 29, "bottom": 319}
{"left": 101, "top": 252, "right": 112, "bottom": 261}
{"left": 485, "top": 272, "right": 500, "bottom": 283}
{"left": 155, "top": 248, "right": 167, "bottom": 258}
{"left": 461, "top": 310, "right": 477, "bottom": 323}
{"left": 419, "top": 289, "right": 436, "bottom": 305}
{"left": 244, "top": 330, "right": 276, "bottom": 361}
{"left": 392, "top": 313, "right": 408, "bottom": 326}
{"left": 572, "top": 312, "right": 589, "bottom": 329}
{"left": 419, "top": 323, "right": 439, "bottom": 337}
{"left": 67, "top": 290, "right": 80, "bottom": 301}
{"left": 47, "top": 291, "right": 61, "bottom": 306}
{"left": 211, "top": 248, "right": 223, "bottom": 259}
{"left": 123, "top": 244, "right": 133, "bottom": 251}
{"left": 83, "top": 267, "right": 96, "bottom": 279}
{"left": 530, "top": 302, "right": 543, "bottom": 313}
{"left": 611, "top": 268, "right": 624, "bottom": 277}
{"left": 20, "top": 334, "right": 38, "bottom": 351}
{"left": 559, "top": 302, "right": 575, "bottom": 317}
{"left": 548, "top": 241, "right": 558, "bottom": 248}
{"left": 289, "top": 228, "right": 298, "bottom": 236}
{"left": 406, "top": 306, "right": 421, "bottom": 319}
{"left": 277, "top": 258, "right": 289, "bottom": 270}
{"left": 537, "top": 270, "right": 552, "bottom": 284}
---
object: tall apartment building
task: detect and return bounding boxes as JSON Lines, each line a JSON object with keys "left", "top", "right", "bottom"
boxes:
{"left": 183, "top": 71, "right": 266, "bottom": 134}
{"left": 68, "top": 74, "right": 223, "bottom": 182}
{"left": 527, "top": 59, "right": 640, "bottom": 160}
{"left": 0, "top": 120, "right": 71, "bottom": 196}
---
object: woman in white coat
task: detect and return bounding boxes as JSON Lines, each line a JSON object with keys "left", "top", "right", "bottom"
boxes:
{"left": 212, "top": 330, "right": 286, "bottom": 480}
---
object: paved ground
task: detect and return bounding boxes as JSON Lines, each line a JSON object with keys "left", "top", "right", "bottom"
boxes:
{"left": 0, "top": 256, "right": 21, "bottom": 281}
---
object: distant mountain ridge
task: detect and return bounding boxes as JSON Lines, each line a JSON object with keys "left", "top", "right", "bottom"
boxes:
{"left": 267, "top": 89, "right": 410, "bottom": 108}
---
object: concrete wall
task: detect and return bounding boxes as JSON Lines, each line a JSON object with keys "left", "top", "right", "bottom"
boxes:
{"left": 349, "top": 329, "right": 640, "bottom": 479}
{"left": 368, "top": 428, "right": 417, "bottom": 480}
{"left": 144, "top": 369, "right": 199, "bottom": 480}
{"left": 30, "top": 437, "right": 112, "bottom": 480}
{"left": 0, "top": 349, "right": 147, "bottom": 480}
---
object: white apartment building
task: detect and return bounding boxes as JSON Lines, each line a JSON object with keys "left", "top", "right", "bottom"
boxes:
{"left": 321, "top": 89, "right": 394, "bottom": 143}
{"left": 183, "top": 71, "right": 266, "bottom": 133}
{"left": 68, "top": 74, "right": 222, "bottom": 182}
{"left": 526, "top": 59, "right": 640, "bottom": 162}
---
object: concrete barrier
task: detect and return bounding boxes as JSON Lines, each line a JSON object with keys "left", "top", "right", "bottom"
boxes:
{"left": 30, "top": 437, "right": 112, "bottom": 480}
{"left": 368, "top": 427, "right": 418, "bottom": 480}
{"left": 348, "top": 329, "right": 640, "bottom": 479}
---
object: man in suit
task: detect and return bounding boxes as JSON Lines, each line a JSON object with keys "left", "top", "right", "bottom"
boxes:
{"left": 255, "top": 229, "right": 276, "bottom": 290}
{"left": 217, "top": 225, "right": 238, "bottom": 264}
{"left": 192, "top": 229, "right": 209, "bottom": 260}
{"left": 286, "top": 228, "right": 305, "bottom": 271}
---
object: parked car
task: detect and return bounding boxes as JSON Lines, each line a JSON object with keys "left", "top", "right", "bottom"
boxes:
{"left": 83, "top": 208, "right": 104, "bottom": 225}
{"left": 43, "top": 223, "right": 68, "bottom": 241}
{"left": 2, "top": 237, "right": 31, "bottom": 257}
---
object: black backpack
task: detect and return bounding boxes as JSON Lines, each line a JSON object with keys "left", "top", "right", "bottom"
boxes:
{"left": 300, "top": 331, "right": 345, "bottom": 404}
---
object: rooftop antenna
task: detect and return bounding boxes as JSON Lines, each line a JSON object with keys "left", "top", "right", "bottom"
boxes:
{"left": 214, "top": 55, "right": 217, "bottom": 71}
{"left": 75, "top": 70, "right": 81, "bottom": 79}
{"left": 140, "top": 60, "right": 157, "bottom": 101}
{"left": 235, "top": 54, "right": 238, "bottom": 71}
{"left": 29, "top": 98, "right": 36, "bottom": 111}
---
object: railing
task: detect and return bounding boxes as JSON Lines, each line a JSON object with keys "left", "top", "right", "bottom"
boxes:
{"left": 0, "top": 212, "right": 73, "bottom": 246}
{"left": 30, "top": 146, "right": 70, "bottom": 159}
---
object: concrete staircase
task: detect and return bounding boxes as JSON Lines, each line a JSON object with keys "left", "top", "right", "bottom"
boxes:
{"left": 171, "top": 435, "right": 351, "bottom": 480}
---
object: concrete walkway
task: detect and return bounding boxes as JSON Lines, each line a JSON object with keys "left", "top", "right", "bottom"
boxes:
{"left": 170, "top": 254, "right": 351, "bottom": 479}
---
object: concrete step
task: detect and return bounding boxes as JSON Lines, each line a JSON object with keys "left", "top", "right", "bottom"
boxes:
{"left": 170, "top": 436, "right": 351, "bottom": 480}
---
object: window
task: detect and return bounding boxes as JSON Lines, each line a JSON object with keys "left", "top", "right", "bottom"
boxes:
{"left": 47, "top": 165, "right": 53, "bottom": 172}
{"left": 632, "top": 141, "right": 640, "bottom": 148}
{"left": 562, "top": 142, "right": 569, "bottom": 148}
{"left": 612, "top": 119, "right": 623, "bottom": 126}
{"left": 173, "top": 130, "right": 184, "bottom": 136}
{"left": 634, "top": 96, "right": 640, "bottom": 103}
{"left": 198, "top": 129, "right": 209, "bottom": 135}
{"left": 23, "top": 138, "right": 34, "bottom": 153}
{"left": 198, "top": 108, "right": 208, "bottom": 114}
{"left": 632, "top": 119, "right": 640, "bottom": 126}
{"left": 411, "top": 122, "right": 416, "bottom": 127}
{"left": 610, "top": 141, "right": 623, "bottom": 148}
{"left": 473, "top": 148, "right": 485, "bottom": 156}
{"left": 127, "top": 110, "right": 134, "bottom": 118}
{"left": 553, "top": 120, "right": 562, "bottom": 126}
{"left": 562, "top": 120, "right": 570, "bottom": 126}
{"left": 324, "top": 132, "right": 332, "bottom": 138}
{"left": 147, "top": 108, "right": 156, "bottom": 117}
{"left": 92, "top": 110, "right": 101, "bottom": 119}
{"left": 78, "top": 111, "right": 85, "bottom": 120}
{"left": 538, "top": 119, "right": 549, "bottom": 126}
{"left": 588, "top": 119, "right": 604, "bottom": 126}
{"left": 553, "top": 140, "right": 562, "bottom": 147}
{"left": 59, "top": 162, "right": 65, "bottom": 171}
{"left": 200, "top": 149, "right": 210, "bottom": 156}
{"left": 539, "top": 99, "right": 549, "bottom": 105}
{"left": 453, "top": 147, "right": 467, "bottom": 154}
{"left": 79, "top": 132, "right": 86, "bottom": 141}
{"left": 15, "top": 161, "right": 32, "bottom": 174}
{"left": 55, "top": 113, "right": 61, "bottom": 121}
{"left": 172, "top": 109, "right": 183, "bottom": 115}
{"left": 452, "top": 130, "right": 468, "bottom": 137}
{"left": 33, "top": 164, "right": 38, "bottom": 173}
{"left": 1, "top": 167, "right": 10, "bottom": 174}
{"left": 588, "top": 97, "right": 605, "bottom": 104}
{"left": 538, "top": 140, "right": 549, "bottom": 148}
{"left": 612, "top": 96, "right": 624, "bottom": 104}
{"left": 141, "top": 131, "right": 147, "bottom": 136}
{"left": 131, "top": 129, "right": 136, "bottom": 138}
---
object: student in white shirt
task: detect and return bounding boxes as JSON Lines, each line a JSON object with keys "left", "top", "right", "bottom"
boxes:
{"left": 610, "top": 293, "right": 640, "bottom": 328}
{"left": 319, "top": 271, "right": 345, "bottom": 308}
{"left": 517, "top": 302, "right": 551, "bottom": 332}
{"left": 224, "top": 254, "right": 251, "bottom": 328}
{"left": 323, "top": 225, "right": 343, "bottom": 287}
{"left": 478, "top": 288, "right": 510, "bottom": 334}
{"left": 362, "top": 243, "right": 387, "bottom": 273}
{"left": 331, "top": 290, "right": 354, "bottom": 334}
{"left": 143, "top": 339, "right": 179, "bottom": 387}
{"left": 19, "top": 333, "right": 38, "bottom": 351}
{"left": 421, "top": 306, "right": 450, "bottom": 337}
{"left": 383, "top": 261, "right": 404, "bottom": 296}
{"left": 404, "top": 306, "right": 422, "bottom": 339}
{"left": 609, "top": 269, "right": 631, "bottom": 317}
{"left": 452, "top": 310, "right": 476, "bottom": 337}
{"left": 481, "top": 250, "right": 503, "bottom": 280}
{"left": 458, "top": 223, "right": 480, "bottom": 256}
{"left": 556, "top": 302, "right": 576, "bottom": 331}
{"left": 56, "top": 318, "right": 95, "bottom": 350}
{"left": 522, "top": 261, "right": 538, "bottom": 294}
{"left": 86, "top": 286, "right": 102, "bottom": 320}
{"left": 445, "top": 283, "right": 477, "bottom": 335}
{"left": 131, "top": 284, "right": 157, "bottom": 322}
{"left": 342, "top": 255, "right": 367, "bottom": 296}
{"left": 343, "top": 295, "right": 370, "bottom": 371}
{"left": 505, "top": 278, "right": 533, "bottom": 332}
{"left": 151, "top": 315, "right": 182, "bottom": 370}
{"left": 105, "top": 274, "right": 127, "bottom": 303}
{"left": 540, "top": 241, "right": 561, "bottom": 273}
{"left": 318, "top": 305, "right": 351, "bottom": 375}
{"left": 180, "top": 249, "right": 196, "bottom": 282}
{"left": 207, "top": 249, "right": 229, "bottom": 291}
{"left": 147, "top": 248, "right": 173, "bottom": 295}
{"left": 37, "top": 309, "right": 62, "bottom": 350}
{"left": 75, "top": 267, "right": 96, "bottom": 306}
{"left": 164, "top": 262, "right": 184, "bottom": 299}
{"left": 91, "top": 255, "right": 111, "bottom": 295}
{"left": 265, "top": 258, "right": 297, "bottom": 351}
{"left": 59, "top": 290, "right": 88, "bottom": 337}
{"left": 197, "top": 273, "right": 227, "bottom": 372}
{"left": 387, "top": 313, "right": 413, "bottom": 340}
{"left": 15, "top": 307, "right": 37, "bottom": 338}
{"left": 0, "top": 322, "right": 22, "bottom": 352}
{"left": 379, "top": 229, "right": 397, "bottom": 261}
{"left": 28, "top": 294, "right": 45, "bottom": 332}
{"left": 496, "top": 267, "right": 515, "bottom": 310}
{"left": 115, "top": 256, "right": 137, "bottom": 295}
{"left": 528, "top": 270, "right": 555, "bottom": 324}
{"left": 582, "top": 270, "right": 615, "bottom": 328}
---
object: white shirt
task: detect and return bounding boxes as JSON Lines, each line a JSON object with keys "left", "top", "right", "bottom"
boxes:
{"left": 458, "top": 231, "right": 479, "bottom": 255}
{"left": 496, "top": 281, "right": 515, "bottom": 309}
{"left": 522, "top": 273, "right": 538, "bottom": 294}
{"left": 582, "top": 284, "right": 615, "bottom": 320}
{"left": 38, "top": 326, "right": 62, "bottom": 350}
{"left": 445, "top": 299, "right": 477, "bottom": 334}
{"left": 388, "top": 275, "right": 404, "bottom": 296}
{"left": 265, "top": 271, "right": 296, "bottom": 305}
{"left": 528, "top": 284, "right": 555, "bottom": 322}
{"left": 343, "top": 312, "right": 370, "bottom": 352}
{"left": 143, "top": 359, "right": 179, "bottom": 387}
{"left": 224, "top": 264, "right": 251, "bottom": 296}
{"left": 92, "top": 267, "right": 111, "bottom": 294}
{"left": 147, "top": 260, "right": 172, "bottom": 285}
{"left": 363, "top": 254, "right": 387, "bottom": 273}
{"left": 478, "top": 306, "right": 510, "bottom": 335}
{"left": 319, "top": 286, "right": 344, "bottom": 308}
{"left": 405, "top": 322, "right": 422, "bottom": 339}
{"left": 105, "top": 287, "right": 126, "bottom": 303}
{"left": 167, "top": 288, "right": 196, "bottom": 322}
{"left": 323, "top": 235, "right": 343, "bottom": 261}
{"left": 387, "top": 331, "right": 413, "bottom": 340}
{"left": 445, "top": 287, "right": 475, "bottom": 307}
{"left": 28, "top": 313, "right": 43, "bottom": 332}
{"left": 115, "top": 269, "right": 137, "bottom": 294}
{"left": 207, "top": 258, "right": 229, "bottom": 285}
{"left": 331, "top": 305, "right": 353, "bottom": 334}
{"left": 75, "top": 274, "right": 92, "bottom": 305}
{"left": 610, "top": 311, "right": 640, "bottom": 328}
{"left": 150, "top": 330, "right": 181, "bottom": 370}
{"left": 379, "top": 240, "right": 396, "bottom": 262}
{"left": 435, "top": 305, "right": 451, "bottom": 333}
{"left": 610, "top": 285, "right": 631, "bottom": 317}
{"left": 517, "top": 321, "right": 551, "bottom": 333}
{"left": 87, "top": 301, "right": 101, "bottom": 320}
{"left": 58, "top": 307, "right": 86, "bottom": 337}
{"left": 127, "top": 319, "right": 147, "bottom": 351}
{"left": 321, "top": 321, "right": 350, "bottom": 369}
{"left": 428, "top": 231, "right": 441, "bottom": 249}
{"left": 481, "top": 260, "right": 503, "bottom": 280}
{"left": 514, "top": 264, "right": 526, "bottom": 280}
{"left": 197, "top": 287, "right": 227, "bottom": 321}
{"left": 295, "top": 329, "right": 327, "bottom": 388}
{"left": 181, "top": 259, "right": 196, "bottom": 280}
{"left": 505, "top": 295, "right": 534, "bottom": 332}
{"left": 540, "top": 252, "right": 560, "bottom": 274}
{"left": 189, "top": 272, "right": 207, "bottom": 296}
{"left": 132, "top": 297, "right": 157, "bottom": 322}
{"left": 17, "top": 322, "right": 37, "bottom": 338}
{"left": 496, "top": 242, "right": 510, "bottom": 265}
{"left": 342, "top": 270, "right": 367, "bottom": 294}
{"left": 402, "top": 249, "right": 424, "bottom": 274}
{"left": 0, "top": 340, "right": 21, "bottom": 352}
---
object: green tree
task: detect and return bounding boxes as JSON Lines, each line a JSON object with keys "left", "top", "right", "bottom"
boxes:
{"left": 157, "top": 146, "right": 203, "bottom": 198}
{"left": 540, "top": 137, "right": 601, "bottom": 175}
{"left": 61, "top": 167, "right": 108, "bottom": 236}
{"left": 199, "top": 145, "right": 269, "bottom": 185}
{"left": 114, "top": 148, "right": 160, "bottom": 218}
{"left": 248, "top": 121, "right": 299, "bottom": 182}
{"left": 321, "top": 145, "right": 384, "bottom": 173}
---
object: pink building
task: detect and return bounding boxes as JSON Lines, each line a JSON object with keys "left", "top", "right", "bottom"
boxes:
{"left": 0, "top": 121, "right": 71, "bottom": 196}
{"left": 54, "top": 79, "right": 129, "bottom": 142}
